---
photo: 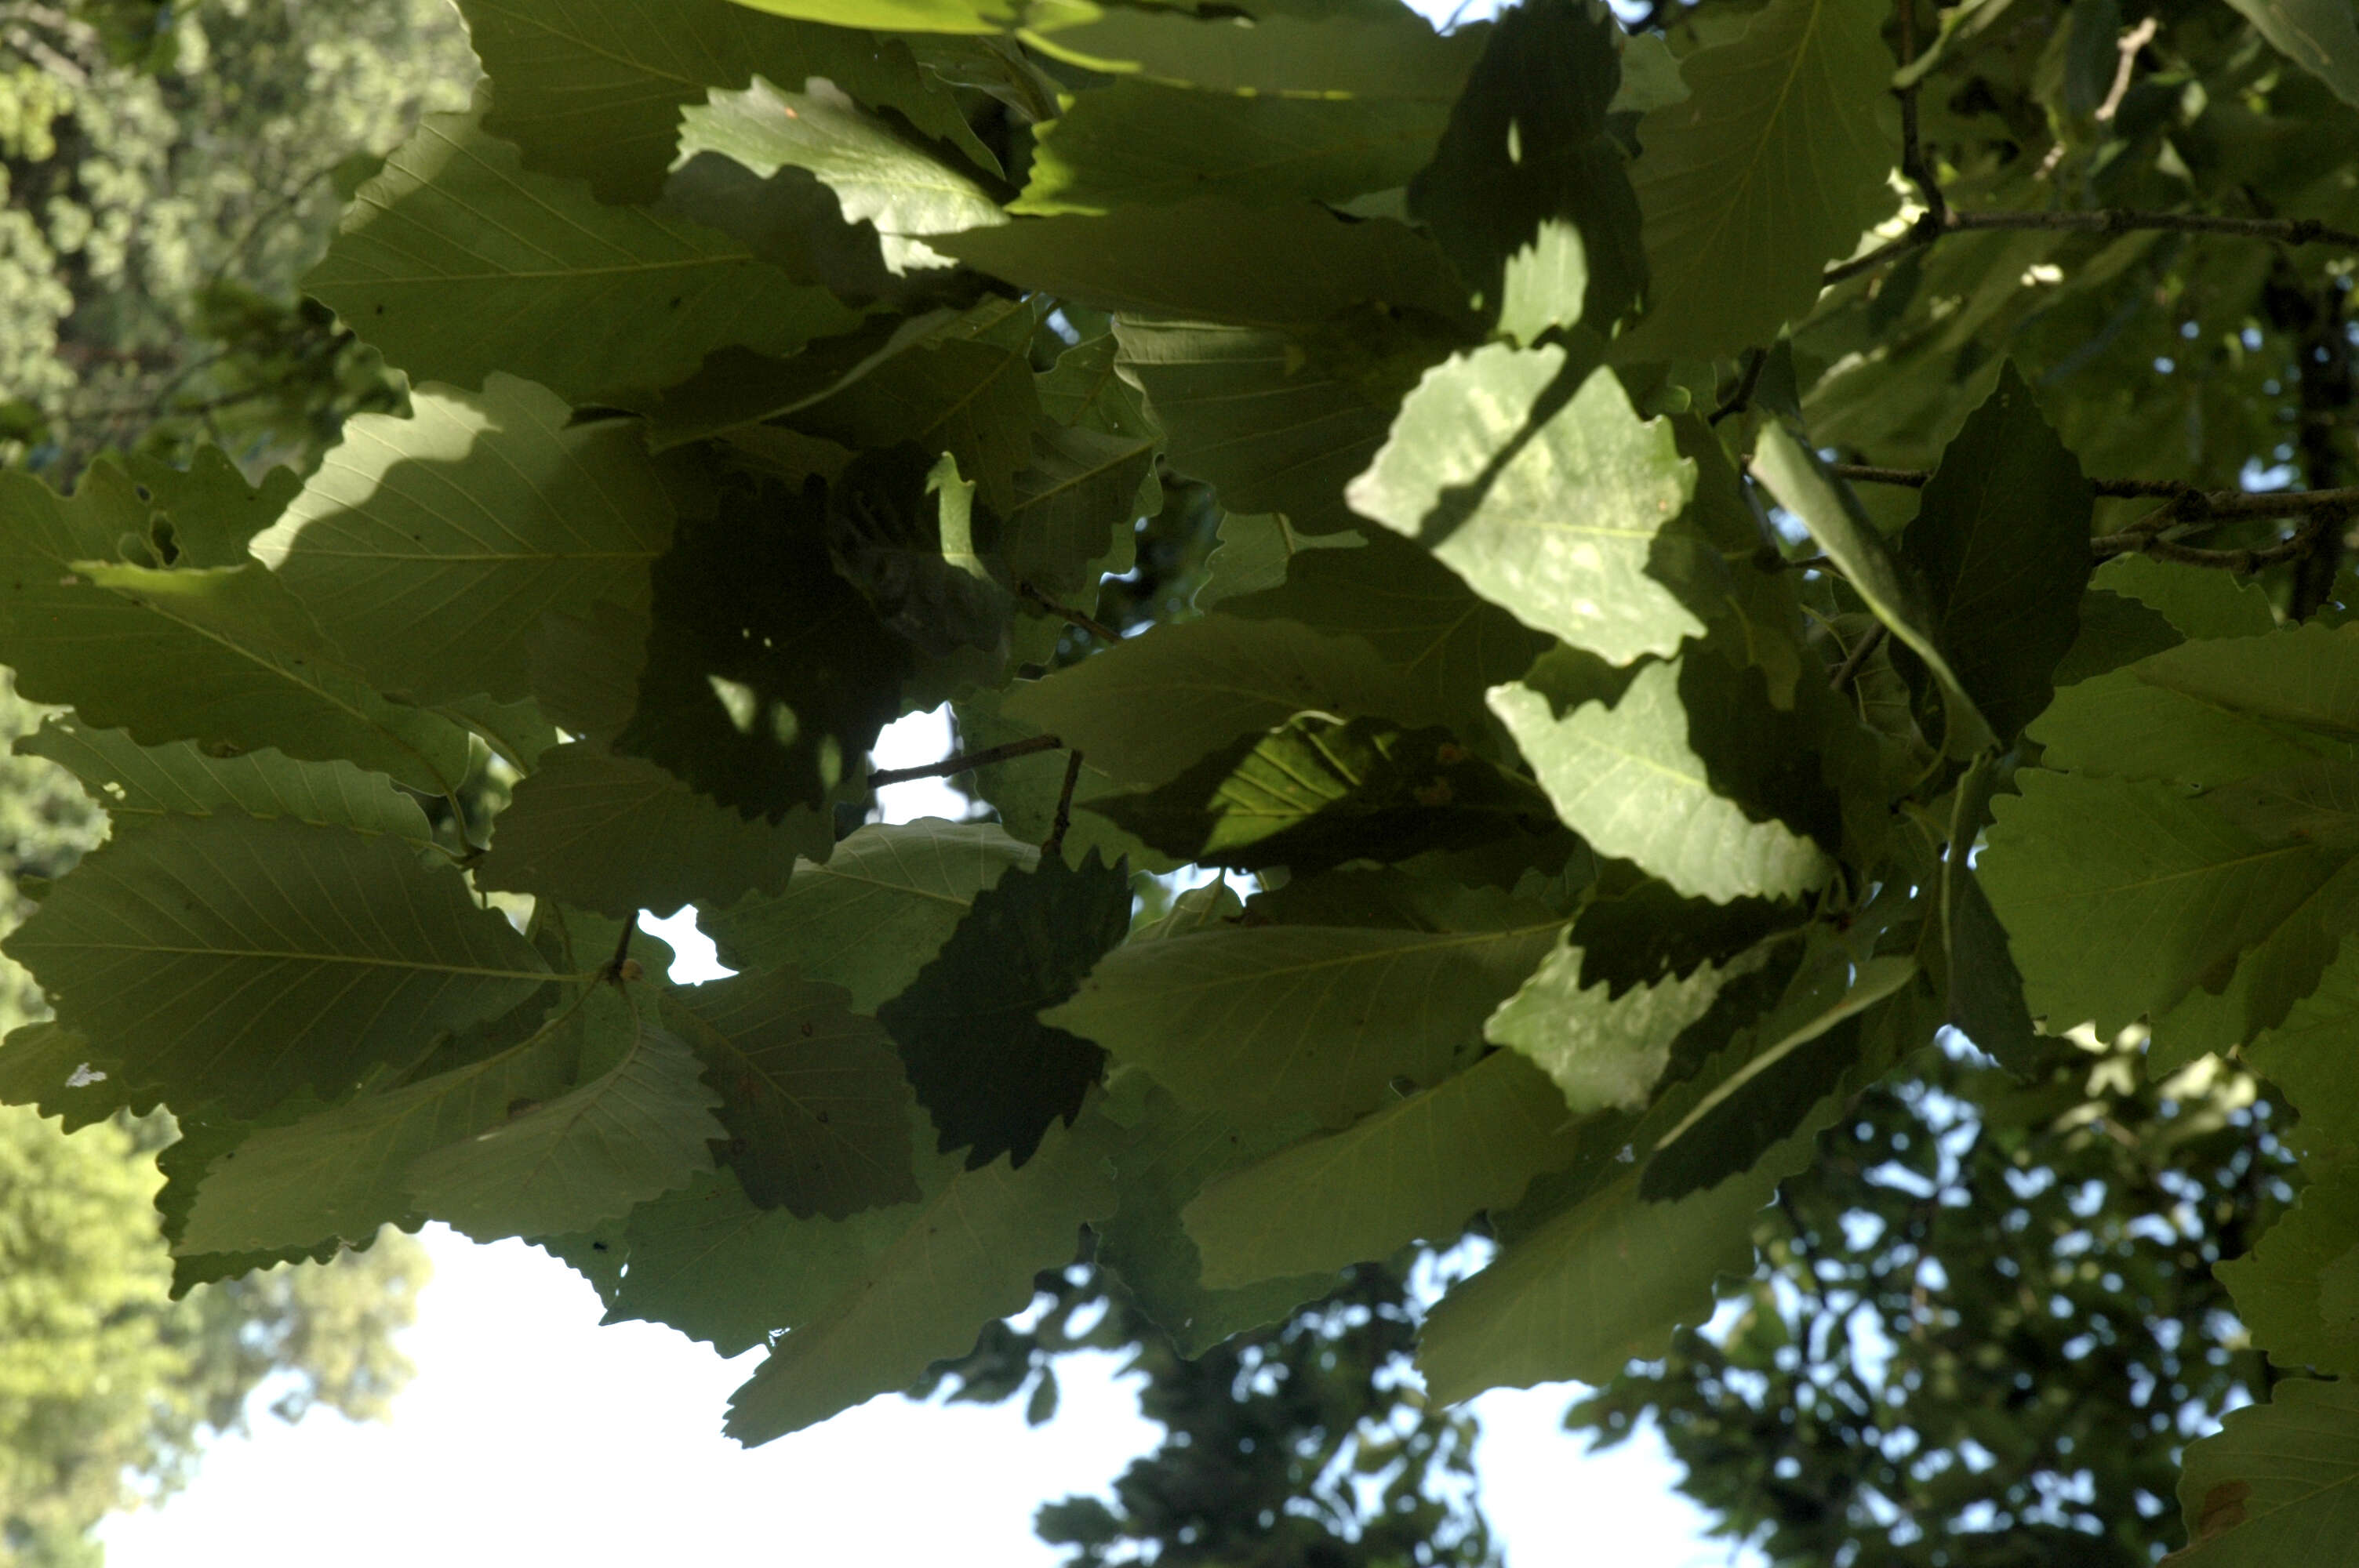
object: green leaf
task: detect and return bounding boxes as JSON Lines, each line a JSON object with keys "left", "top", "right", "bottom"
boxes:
{"left": 176, "top": 994, "right": 591, "bottom": 1254}
{"left": 2134, "top": 623, "right": 2359, "bottom": 738}
{"left": 1614, "top": 0, "right": 1896, "bottom": 361}
{"left": 938, "top": 199, "right": 1476, "bottom": 329}
{"left": 1896, "top": 362, "right": 2095, "bottom": 743}
{"left": 1753, "top": 426, "right": 1990, "bottom": 749}
{"left": 1000, "top": 615, "right": 1439, "bottom": 787}
{"left": 253, "top": 377, "right": 676, "bottom": 706}
{"left": 722, "top": 1112, "right": 1118, "bottom": 1443}
{"left": 613, "top": 476, "right": 913, "bottom": 818}
{"left": 2092, "top": 552, "right": 2276, "bottom": 641}
{"left": 1639, "top": 951, "right": 1917, "bottom": 1200}
{"left": 19, "top": 717, "right": 434, "bottom": 846}
{"left": 1408, "top": 0, "right": 1645, "bottom": 328}
{"left": 638, "top": 309, "right": 963, "bottom": 451}
{"left": 1024, "top": 8, "right": 1485, "bottom": 96}
{"left": 1495, "top": 222, "right": 1591, "bottom": 349}
{"left": 1113, "top": 318, "right": 1396, "bottom": 534}
{"left": 1036, "top": 332, "right": 1156, "bottom": 437}
{"left": 1567, "top": 863, "right": 1806, "bottom": 996}
{"left": 2205, "top": 760, "right": 2359, "bottom": 850}
{"left": 2218, "top": 1166, "right": 2359, "bottom": 1377}
{"left": 1093, "top": 1082, "right": 1336, "bottom": 1356}
{"left": 2051, "top": 586, "right": 2183, "bottom": 686}
{"left": 2, "top": 814, "right": 551, "bottom": 1116}
{"left": 1347, "top": 347, "right": 1700, "bottom": 663}
{"left": 680, "top": 75, "right": 1005, "bottom": 274}
{"left": 1090, "top": 713, "right": 1555, "bottom": 873}
{"left": 1183, "top": 1049, "right": 1590, "bottom": 1287}
{"left": 722, "top": 0, "right": 1015, "bottom": 35}
{"left": 1491, "top": 658, "right": 1834, "bottom": 904}
{"left": 1483, "top": 931, "right": 1736, "bottom": 1115}
{"left": 406, "top": 989, "right": 724, "bottom": 1240}
{"left": 878, "top": 850, "right": 1131, "bottom": 1167}
{"left": 2248, "top": 939, "right": 2359, "bottom": 1163}
{"left": 1415, "top": 1016, "right": 1866, "bottom": 1402}
{"left": 478, "top": 743, "right": 826, "bottom": 919}
{"left": 307, "top": 112, "right": 864, "bottom": 407}
{"left": 2223, "top": 0, "right": 2359, "bottom": 111}
{"left": 703, "top": 819, "right": 1039, "bottom": 1011}
{"left": 1019, "top": 80, "right": 1450, "bottom": 215}
{"left": 1215, "top": 524, "right": 1550, "bottom": 740}
{"left": 1002, "top": 423, "right": 1158, "bottom": 600}
{"left": 2030, "top": 666, "right": 2341, "bottom": 788}
{"left": 1043, "top": 905, "right": 1561, "bottom": 1127}
{"left": 123, "top": 445, "right": 302, "bottom": 568}
{"left": 785, "top": 333, "right": 1042, "bottom": 514}
{"left": 463, "top": 0, "right": 993, "bottom": 204}
{"left": 1417, "top": 1119, "right": 1790, "bottom": 1401}
{"left": 0, "top": 467, "right": 473, "bottom": 795}
{"left": 1980, "top": 770, "right": 2338, "bottom": 1036}
{"left": 2171, "top": 1378, "right": 2359, "bottom": 1563}
{"left": 0, "top": 1023, "right": 139, "bottom": 1134}
{"left": 600, "top": 1167, "right": 885, "bottom": 1354}
{"left": 661, "top": 970, "right": 919, "bottom": 1217}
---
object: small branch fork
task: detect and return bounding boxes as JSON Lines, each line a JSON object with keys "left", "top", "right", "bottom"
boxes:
{"left": 863, "top": 732, "right": 1089, "bottom": 858}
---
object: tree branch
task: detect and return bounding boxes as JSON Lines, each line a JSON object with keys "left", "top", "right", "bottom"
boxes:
{"left": 1709, "top": 348, "right": 1768, "bottom": 426}
{"left": 1823, "top": 206, "right": 2359, "bottom": 289}
{"left": 1018, "top": 580, "right": 1121, "bottom": 644}
{"left": 870, "top": 734, "right": 1063, "bottom": 788}
{"left": 1893, "top": 0, "right": 1947, "bottom": 233}
{"left": 604, "top": 912, "right": 639, "bottom": 985}
{"left": 1829, "top": 622, "right": 1888, "bottom": 693}
{"left": 1041, "top": 750, "right": 1086, "bottom": 859}
{"left": 1828, "top": 462, "right": 2359, "bottom": 520}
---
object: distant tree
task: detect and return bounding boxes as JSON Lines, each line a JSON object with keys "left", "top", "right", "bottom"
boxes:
{"left": 0, "top": 0, "right": 476, "bottom": 481}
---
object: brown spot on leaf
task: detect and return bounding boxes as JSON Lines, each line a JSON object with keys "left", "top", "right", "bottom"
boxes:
{"left": 2194, "top": 1480, "right": 2252, "bottom": 1541}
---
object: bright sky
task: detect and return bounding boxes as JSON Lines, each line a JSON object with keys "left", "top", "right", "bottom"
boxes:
{"left": 97, "top": 708, "right": 1761, "bottom": 1568}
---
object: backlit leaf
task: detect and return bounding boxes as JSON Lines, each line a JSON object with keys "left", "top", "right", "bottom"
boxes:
{"left": 307, "top": 112, "right": 864, "bottom": 406}
{"left": 254, "top": 376, "right": 676, "bottom": 706}
{"left": 1347, "top": 345, "right": 1700, "bottom": 663}
{"left": 2, "top": 814, "right": 551, "bottom": 1116}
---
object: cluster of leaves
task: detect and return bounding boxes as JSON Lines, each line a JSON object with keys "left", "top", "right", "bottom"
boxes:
{"left": 4, "top": 0, "right": 2359, "bottom": 1555}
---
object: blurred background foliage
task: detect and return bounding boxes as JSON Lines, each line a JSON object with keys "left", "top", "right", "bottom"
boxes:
{"left": 0, "top": 1, "right": 466, "bottom": 1559}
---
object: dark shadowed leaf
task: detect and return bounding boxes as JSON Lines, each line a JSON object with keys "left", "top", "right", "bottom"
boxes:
{"left": 879, "top": 849, "right": 1131, "bottom": 1167}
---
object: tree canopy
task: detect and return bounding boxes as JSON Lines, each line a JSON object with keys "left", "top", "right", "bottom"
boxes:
{"left": 5, "top": 0, "right": 2359, "bottom": 1559}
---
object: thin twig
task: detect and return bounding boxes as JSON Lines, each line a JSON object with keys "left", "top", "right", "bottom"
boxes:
{"left": 605, "top": 912, "right": 639, "bottom": 985}
{"left": 1822, "top": 206, "right": 2359, "bottom": 289}
{"left": 1018, "top": 581, "right": 1121, "bottom": 643}
{"left": 2097, "top": 510, "right": 2336, "bottom": 570}
{"left": 1829, "top": 463, "right": 2359, "bottom": 521}
{"left": 869, "top": 733, "right": 1064, "bottom": 789}
{"left": 1893, "top": 0, "right": 1948, "bottom": 231}
{"left": 1041, "top": 750, "right": 1086, "bottom": 860}
{"left": 1829, "top": 622, "right": 1889, "bottom": 693}
{"left": 1827, "top": 463, "right": 1931, "bottom": 488}
{"left": 1709, "top": 349, "right": 1768, "bottom": 426}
